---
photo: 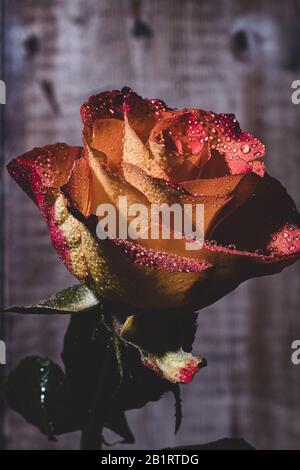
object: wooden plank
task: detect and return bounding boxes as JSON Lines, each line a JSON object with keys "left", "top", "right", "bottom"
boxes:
{"left": 0, "top": 0, "right": 6, "bottom": 451}
{"left": 2, "top": 0, "right": 300, "bottom": 449}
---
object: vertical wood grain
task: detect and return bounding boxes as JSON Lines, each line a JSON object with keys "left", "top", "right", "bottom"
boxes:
{"left": 2, "top": 0, "right": 300, "bottom": 449}
{"left": 0, "top": 0, "right": 6, "bottom": 451}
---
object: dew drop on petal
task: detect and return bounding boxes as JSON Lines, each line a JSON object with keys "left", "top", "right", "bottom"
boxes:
{"left": 241, "top": 144, "right": 250, "bottom": 154}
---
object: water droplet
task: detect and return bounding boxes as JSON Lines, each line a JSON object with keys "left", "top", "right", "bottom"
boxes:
{"left": 241, "top": 144, "right": 250, "bottom": 154}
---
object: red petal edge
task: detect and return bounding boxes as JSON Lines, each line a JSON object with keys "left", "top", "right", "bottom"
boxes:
{"left": 112, "top": 238, "right": 212, "bottom": 272}
{"left": 80, "top": 86, "right": 169, "bottom": 127}
{"left": 199, "top": 111, "right": 266, "bottom": 177}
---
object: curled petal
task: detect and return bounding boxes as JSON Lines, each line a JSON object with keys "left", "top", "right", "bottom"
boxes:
{"left": 148, "top": 111, "right": 211, "bottom": 182}
{"left": 199, "top": 150, "right": 230, "bottom": 179}
{"left": 122, "top": 162, "right": 245, "bottom": 238}
{"left": 86, "top": 118, "right": 124, "bottom": 171}
{"left": 181, "top": 174, "right": 250, "bottom": 197}
{"left": 142, "top": 350, "right": 206, "bottom": 384}
{"left": 179, "top": 240, "right": 300, "bottom": 312}
{"left": 81, "top": 87, "right": 170, "bottom": 144}
{"left": 201, "top": 173, "right": 300, "bottom": 286}
{"left": 267, "top": 223, "right": 300, "bottom": 256}
{"left": 196, "top": 110, "right": 266, "bottom": 177}
{"left": 213, "top": 173, "right": 300, "bottom": 254}
{"left": 182, "top": 173, "right": 260, "bottom": 238}
{"left": 123, "top": 115, "right": 168, "bottom": 179}
{"left": 123, "top": 87, "right": 170, "bottom": 143}
{"left": 122, "top": 161, "right": 188, "bottom": 204}
{"left": 62, "top": 157, "right": 92, "bottom": 216}
{"left": 120, "top": 312, "right": 206, "bottom": 384}
{"left": 112, "top": 238, "right": 211, "bottom": 273}
{"left": 81, "top": 88, "right": 171, "bottom": 177}
{"left": 81, "top": 90, "right": 265, "bottom": 180}
{"left": 80, "top": 89, "right": 124, "bottom": 127}
{"left": 7, "top": 143, "right": 81, "bottom": 201}
{"left": 84, "top": 142, "right": 149, "bottom": 217}
{"left": 7, "top": 144, "right": 87, "bottom": 274}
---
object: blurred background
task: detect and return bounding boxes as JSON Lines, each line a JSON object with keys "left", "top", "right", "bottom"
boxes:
{"left": 0, "top": 0, "right": 300, "bottom": 450}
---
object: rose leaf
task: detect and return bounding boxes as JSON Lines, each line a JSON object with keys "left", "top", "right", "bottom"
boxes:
{"left": 4, "top": 356, "right": 79, "bottom": 440}
{"left": 2, "top": 284, "right": 100, "bottom": 315}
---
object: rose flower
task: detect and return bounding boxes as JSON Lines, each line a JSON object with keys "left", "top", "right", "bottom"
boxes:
{"left": 7, "top": 87, "right": 300, "bottom": 383}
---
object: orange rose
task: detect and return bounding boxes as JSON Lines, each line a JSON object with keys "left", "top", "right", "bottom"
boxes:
{"left": 7, "top": 87, "right": 300, "bottom": 382}
{"left": 8, "top": 86, "right": 299, "bottom": 308}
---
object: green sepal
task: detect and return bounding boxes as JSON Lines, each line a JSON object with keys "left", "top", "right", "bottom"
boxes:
{"left": 2, "top": 284, "right": 100, "bottom": 314}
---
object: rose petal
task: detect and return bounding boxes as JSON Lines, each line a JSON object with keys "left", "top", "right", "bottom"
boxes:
{"left": 190, "top": 173, "right": 300, "bottom": 309}
{"left": 179, "top": 239, "right": 300, "bottom": 311}
{"left": 267, "top": 223, "right": 300, "bottom": 256}
{"left": 7, "top": 148, "right": 300, "bottom": 313}
{"left": 182, "top": 173, "right": 260, "bottom": 237}
{"left": 53, "top": 197, "right": 213, "bottom": 310}
{"left": 51, "top": 190, "right": 299, "bottom": 312}
{"left": 86, "top": 143, "right": 238, "bottom": 251}
{"left": 123, "top": 87, "right": 170, "bottom": 143}
{"left": 123, "top": 115, "right": 168, "bottom": 179}
{"left": 181, "top": 174, "right": 249, "bottom": 196}
{"left": 148, "top": 111, "right": 211, "bottom": 182}
{"left": 200, "top": 149, "right": 230, "bottom": 178}
{"left": 84, "top": 142, "right": 149, "bottom": 218}
{"left": 81, "top": 87, "right": 170, "bottom": 143}
{"left": 122, "top": 161, "right": 187, "bottom": 204}
{"left": 142, "top": 350, "right": 206, "bottom": 384}
{"left": 62, "top": 157, "right": 92, "bottom": 216}
{"left": 196, "top": 110, "right": 266, "bottom": 177}
{"left": 7, "top": 143, "right": 81, "bottom": 199}
{"left": 81, "top": 90, "right": 265, "bottom": 179}
{"left": 7, "top": 144, "right": 82, "bottom": 263}
{"left": 213, "top": 173, "right": 300, "bottom": 254}
{"left": 122, "top": 162, "right": 235, "bottom": 238}
{"left": 80, "top": 90, "right": 124, "bottom": 127}
{"left": 112, "top": 238, "right": 211, "bottom": 273}
{"left": 87, "top": 118, "right": 124, "bottom": 171}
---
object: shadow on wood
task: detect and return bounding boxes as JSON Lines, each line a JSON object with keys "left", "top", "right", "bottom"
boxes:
{"left": 169, "top": 438, "right": 255, "bottom": 450}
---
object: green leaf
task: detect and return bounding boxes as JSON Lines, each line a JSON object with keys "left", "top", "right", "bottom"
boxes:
{"left": 62, "top": 309, "right": 130, "bottom": 449}
{"left": 5, "top": 302, "right": 189, "bottom": 447}
{"left": 4, "top": 356, "right": 79, "bottom": 439}
{"left": 62, "top": 309, "right": 178, "bottom": 446}
{"left": 2, "top": 284, "right": 100, "bottom": 314}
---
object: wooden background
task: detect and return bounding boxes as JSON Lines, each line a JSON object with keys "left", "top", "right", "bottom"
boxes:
{"left": 1, "top": 0, "right": 300, "bottom": 450}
